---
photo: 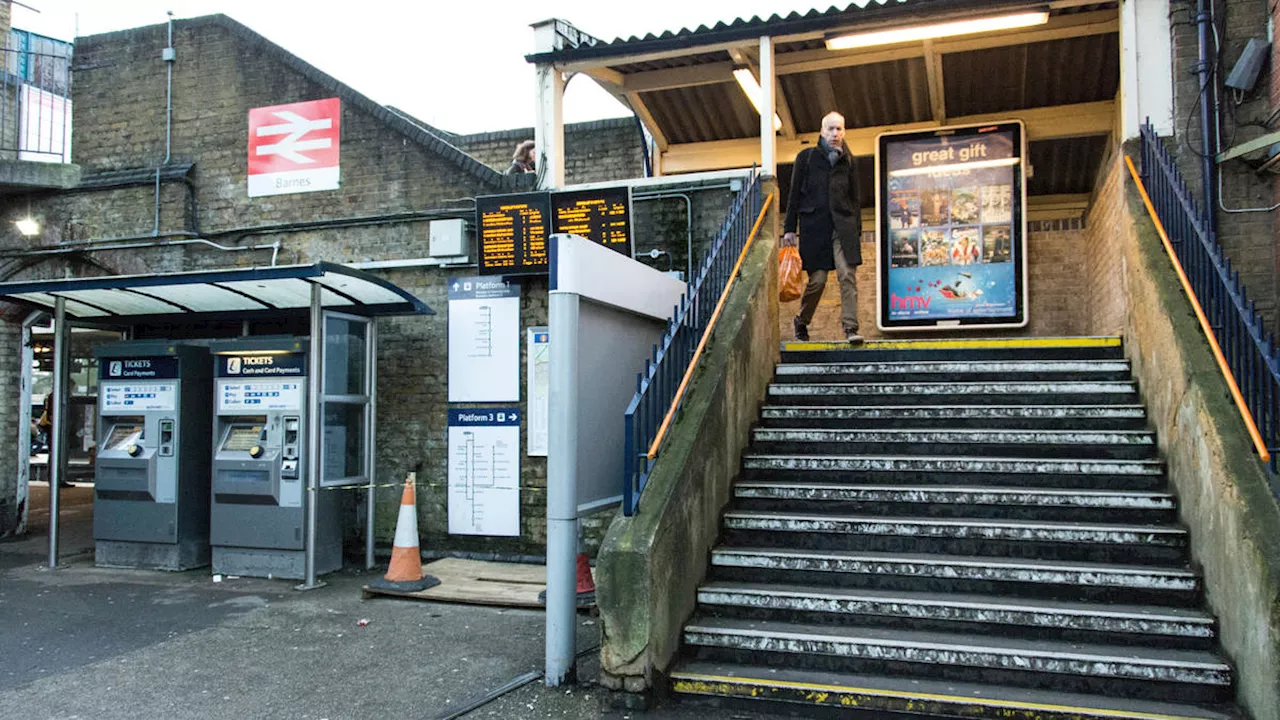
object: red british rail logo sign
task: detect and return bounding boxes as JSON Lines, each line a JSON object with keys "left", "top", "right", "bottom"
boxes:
{"left": 247, "top": 98, "right": 340, "bottom": 197}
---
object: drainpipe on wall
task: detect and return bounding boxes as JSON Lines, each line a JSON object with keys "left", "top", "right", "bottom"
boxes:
{"left": 155, "top": 11, "right": 176, "bottom": 237}
{"left": 1195, "top": 0, "right": 1219, "bottom": 232}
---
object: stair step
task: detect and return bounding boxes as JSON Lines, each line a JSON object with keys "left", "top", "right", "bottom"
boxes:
{"left": 769, "top": 380, "right": 1139, "bottom": 406}
{"left": 670, "top": 661, "right": 1241, "bottom": 719}
{"left": 695, "top": 582, "right": 1216, "bottom": 643}
{"left": 735, "top": 482, "right": 1175, "bottom": 510}
{"left": 740, "top": 454, "right": 1166, "bottom": 490}
{"left": 750, "top": 428, "right": 1157, "bottom": 459}
{"left": 732, "top": 482, "right": 1176, "bottom": 522}
{"left": 723, "top": 511, "right": 1186, "bottom": 546}
{"left": 774, "top": 359, "right": 1131, "bottom": 383}
{"left": 709, "top": 547, "right": 1201, "bottom": 604}
{"left": 781, "top": 338, "right": 1125, "bottom": 364}
{"left": 682, "top": 617, "right": 1232, "bottom": 700}
{"left": 760, "top": 403, "right": 1149, "bottom": 430}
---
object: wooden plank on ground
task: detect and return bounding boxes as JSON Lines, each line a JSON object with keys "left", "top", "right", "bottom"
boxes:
{"left": 362, "top": 558, "right": 547, "bottom": 608}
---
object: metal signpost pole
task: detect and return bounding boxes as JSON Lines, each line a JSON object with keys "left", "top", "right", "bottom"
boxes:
{"left": 299, "top": 283, "right": 325, "bottom": 590}
{"left": 47, "top": 297, "right": 67, "bottom": 569}
{"left": 365, "top": 320, "right": 377, "bottom": 569}
{"left": 545, "top": 290, "right": 579, "bottom": 686}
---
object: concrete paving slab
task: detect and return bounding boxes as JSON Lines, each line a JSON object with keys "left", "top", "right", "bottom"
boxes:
{"left": 0, "top": 518, "right": 790, "bottom": 719}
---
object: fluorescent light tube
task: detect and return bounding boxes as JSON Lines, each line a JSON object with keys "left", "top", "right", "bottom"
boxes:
{"left": 732, "top": 68, "right": 784, "bottom": 131}
{"left": 889, "top": 156, "right": 1021, "bottom": 177}
{"left": 826, "top": 11, "right": 1050, "bottom": 51}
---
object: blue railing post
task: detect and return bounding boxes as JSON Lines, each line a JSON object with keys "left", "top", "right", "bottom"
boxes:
{"left": 1137, "top": 121, "right": 1280, "bottom": 478}
{"left": 620, "top": 173, "right": 764, "bottom": 514}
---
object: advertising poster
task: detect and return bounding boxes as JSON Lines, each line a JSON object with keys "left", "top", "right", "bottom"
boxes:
{"left": 876, "top": 122, "right": 1027, "bottom": 329}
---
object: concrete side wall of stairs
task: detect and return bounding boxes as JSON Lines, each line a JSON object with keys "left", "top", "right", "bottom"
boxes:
{"left": 1112, "top": 148, "right": 1280, "bottom": 720}
{"left": 595, "top": 179, "right": 781, "bottom": 689}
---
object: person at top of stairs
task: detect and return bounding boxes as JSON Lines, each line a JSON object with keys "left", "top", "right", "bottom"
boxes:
{"left": 783, "top": 111, "right": 865, "bottom": 346}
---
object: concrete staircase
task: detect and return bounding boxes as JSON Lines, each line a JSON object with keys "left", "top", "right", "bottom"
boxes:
{"left": 669, "top": 339, "right": 1242, "bottom": 719}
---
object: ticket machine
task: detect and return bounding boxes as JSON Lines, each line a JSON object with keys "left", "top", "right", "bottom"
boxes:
{"left": 208, "top": 337, "right": 341, "bottom": 579}
{"left": 94, "top": 341, "right": 212, "bottom": 570}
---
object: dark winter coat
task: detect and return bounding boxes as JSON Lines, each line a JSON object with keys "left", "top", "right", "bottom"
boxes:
{"left": 783, "top": 143, "right": 862, "bottom": 271}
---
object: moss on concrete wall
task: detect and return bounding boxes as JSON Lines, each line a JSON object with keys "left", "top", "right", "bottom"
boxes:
{"left": 1117, "top": 147, "right": 1280, "bottom": 720}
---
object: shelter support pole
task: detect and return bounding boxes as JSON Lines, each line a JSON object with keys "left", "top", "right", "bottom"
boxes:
{"left": 759, "top": 35, "right": 777, "bottom": 177}
{"left": 535, "top": 63, "right": 566, "bottom": 190}
{"left": 365, "top": 321, "right": 378, "bottom": 570}
{"left": 47, "top": 297, "right": 68, "bottom": 569}
{"left": 545, "top": 291, "right": 579, "bottom": 686}
{"left": 299, "top": 283, "right": 325, "bottom": 590}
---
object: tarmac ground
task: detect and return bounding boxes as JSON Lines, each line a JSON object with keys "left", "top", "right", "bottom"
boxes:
{"left": 0, "top": 483, "right": 793, "bottom": 720}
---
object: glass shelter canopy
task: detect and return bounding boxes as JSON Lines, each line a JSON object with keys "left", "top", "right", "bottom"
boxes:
{"left": 0, "top": 262, "right": 432, "bottom": 586}
{"left": 0, "top": 262, "right": 433, "bottom": 322}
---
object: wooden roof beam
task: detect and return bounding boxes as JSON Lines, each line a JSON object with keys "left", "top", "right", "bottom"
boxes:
{"left": 923, "top": 39, "right": 946, "bottom": 125}
{"left": 660, "top": 99, "right": 1115, "bottom": 173}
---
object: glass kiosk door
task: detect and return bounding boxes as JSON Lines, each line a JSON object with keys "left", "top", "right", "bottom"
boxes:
{"left": 209, "top": 320, "right": 375, "bottom": 581}
{"left": 209, "top": 337, "right": 336, "bottom": 580}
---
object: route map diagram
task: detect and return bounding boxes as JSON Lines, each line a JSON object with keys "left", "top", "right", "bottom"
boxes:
{"left": 447, "top": 408, "right": 520, "bottom": 536}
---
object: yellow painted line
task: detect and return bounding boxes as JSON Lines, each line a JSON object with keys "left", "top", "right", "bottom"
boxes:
{"left": 671, "top": 673, "right": 1214, "bottom": 720}
{"left": 784, "top": 337, "right": 1121, "bottom": 351}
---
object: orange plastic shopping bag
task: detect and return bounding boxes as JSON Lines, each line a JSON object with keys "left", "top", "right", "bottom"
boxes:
{"left": 778, "top": 245, "right": 804, "bottom": 302}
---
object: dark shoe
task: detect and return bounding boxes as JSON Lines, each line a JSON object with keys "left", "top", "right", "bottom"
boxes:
{"left": 846, "top": 333, "right": 865, "bottom": 346}
{"left": 793, "top": 317, "right": 809, "bottom": 342}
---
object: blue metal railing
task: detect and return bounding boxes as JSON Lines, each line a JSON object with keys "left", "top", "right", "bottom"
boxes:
{"left": 1137, "top": 121, "right": 1280, "bottom": 471}
{"left": 622, "top": 173, "right": 763, "bottom": 515}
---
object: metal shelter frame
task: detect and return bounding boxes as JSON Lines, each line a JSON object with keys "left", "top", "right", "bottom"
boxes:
{"left": 0, "top": 261, "right": 434, "bottom": 589}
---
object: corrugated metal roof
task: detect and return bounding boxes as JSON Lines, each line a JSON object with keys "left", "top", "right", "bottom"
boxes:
{"left": 943, "top": 34, "right": 1120, "bottom": 117}
{"left": 645, "top": 83, "right": 761, "bottom": 142}
{"left": 529, "top": 0, "right": 1065, "bottom": 63}
{"left": 1027, "top": 136, "right": 1110, "bottom": 196}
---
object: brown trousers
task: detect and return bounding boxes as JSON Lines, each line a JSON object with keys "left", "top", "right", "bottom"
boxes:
{"left": 797, "top": 236, "right": 859, "bottom": 334}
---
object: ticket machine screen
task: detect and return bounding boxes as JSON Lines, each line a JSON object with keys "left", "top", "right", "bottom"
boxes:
{"left": 105, "top": 423, "right": 144, "bottom": 452}
{"left": 221, "top": 424, "right": 264, "bottom": 452}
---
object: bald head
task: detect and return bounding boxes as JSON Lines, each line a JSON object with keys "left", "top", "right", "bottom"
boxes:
{"left": 820, "top": 112, "right": 846, "bottom": 147}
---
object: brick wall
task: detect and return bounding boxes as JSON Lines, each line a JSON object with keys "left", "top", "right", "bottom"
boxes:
{"left": 1086, "top": 149, "right": 1129, "bottom": 336}
{"left": 778, "top": 225, "right": 1092, "bottom": 342}
{"left": 0, "top": 2, "right": 11, "bottom": 44}
{"left": 1169, "top": 0, "right": 1278, "bottom": 332}
{"left": 0, "top": 15, "right": 602, "bottom": 550}
{"left": 453, "top": 118, "right": 645, "bottom": 185}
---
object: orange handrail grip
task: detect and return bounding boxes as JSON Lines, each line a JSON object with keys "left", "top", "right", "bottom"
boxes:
{"left": 646, "top": 192, "right": 776, "bottom": 460}
{"left": 1124, "top": 155, "right": 1271, "bottom": 462}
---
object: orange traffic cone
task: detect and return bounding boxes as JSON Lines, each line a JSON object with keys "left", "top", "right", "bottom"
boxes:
{"left": 367, "top": 473, "right": 439, "bottom": 592}
{"left": 576, "top": 553, "right": 595, "bottom": 595}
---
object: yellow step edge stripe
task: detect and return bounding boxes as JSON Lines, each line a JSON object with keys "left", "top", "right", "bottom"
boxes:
{"left": 784, "top": 337, "right": 1122, "bottom": 351}
{"left": 670, "top": 673, "right": 1211, "bottom": 720}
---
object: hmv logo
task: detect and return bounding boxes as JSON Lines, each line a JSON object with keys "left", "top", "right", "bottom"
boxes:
{"left": 890, "top": 293, "right": 932, "bottom": 310}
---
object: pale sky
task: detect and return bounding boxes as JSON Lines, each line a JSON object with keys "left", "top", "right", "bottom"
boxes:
{"left": 12, "top": 1, "right": 850, "bottom": 134}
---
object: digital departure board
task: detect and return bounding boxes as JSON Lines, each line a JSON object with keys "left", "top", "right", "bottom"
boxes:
{"left": 551, "top": 186, "right": 633, "bottom": 256}
{"left": 476, "top": 192, "right": 552, "bottom": 276}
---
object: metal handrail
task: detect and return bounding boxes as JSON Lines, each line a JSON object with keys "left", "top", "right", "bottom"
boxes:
{"left": 647, "top": 192, "right": 775, "bottom": 460}
{"left": 1125, "top": 154, "right": 1269, "bottom": 462}
{"left": 1135, "top": 122, "right": 1279, "bottom": 469}
{"left": 622, "top": 173, "right": 764, "bottom": 516}
{"left": 0, "top": 46, "right": 72, "bottom": 160}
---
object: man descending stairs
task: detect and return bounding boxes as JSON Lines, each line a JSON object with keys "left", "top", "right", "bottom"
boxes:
{"left": 669, "top": 338, "right": 1242, "bottom": 719}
